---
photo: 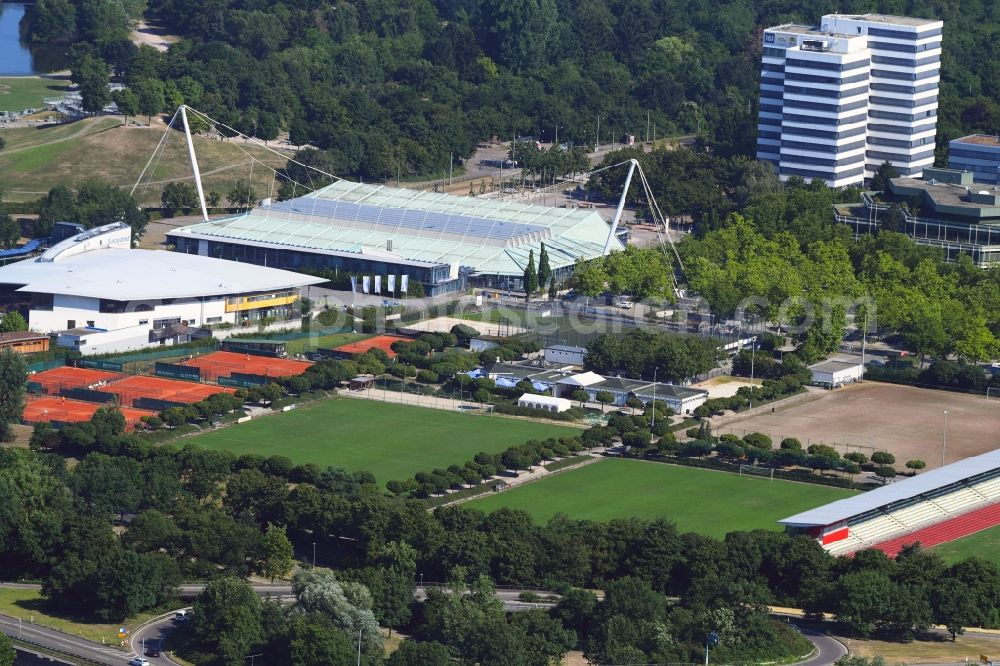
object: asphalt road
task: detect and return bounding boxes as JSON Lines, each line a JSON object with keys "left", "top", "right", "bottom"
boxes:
{"left": 130, "top": 612, "right": 188, "bottom": 666}
{"left": 792, "top": 624, "right": 849, "bottom": 666}
{"left": 0, "top": 612, "right": 126, "bottom": 665}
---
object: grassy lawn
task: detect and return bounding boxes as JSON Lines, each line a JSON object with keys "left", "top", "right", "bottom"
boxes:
{"left": 0, "top": 77, "right": 72, "bottom": 112}
{"left": 186, "top": 397, "right": 577, "bottom": 484}
{"left": 285, "top": 331, "right": 370, "bottom": 355}
{"left": 467, "top": 459, "right": 856, "bottom": 537}
{"left": 930, "top": 524, "right": 1000, "bottom": 564}
{"left": 834, "top": 628, "right": 1000, "bottom": 663}
{"left": 0, "top": 587, "right": 157, "bottom": 648}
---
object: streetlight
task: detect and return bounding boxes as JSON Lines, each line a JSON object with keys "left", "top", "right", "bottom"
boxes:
{"left": 942, "top": 410, "right": 948, "bottom": 467}
{"left": 312, "top": 542, "right": 316, "bottom": 568}
{"left": 650, "top": 368, "right": 658, "bottom": 444}
{"left": 705, "top": 630, "right": 719, "bottom": 665}
{"left": 747, "top": 336, "right": 757, "bottom": 410}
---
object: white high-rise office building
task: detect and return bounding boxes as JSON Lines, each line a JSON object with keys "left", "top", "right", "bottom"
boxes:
{"left": 757, "top": 14, "right": 943, "bottom": 187}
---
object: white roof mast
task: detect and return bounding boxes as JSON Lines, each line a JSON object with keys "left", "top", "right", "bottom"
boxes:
{"left": 180, "top": 105, "right": 210, "bottom": 222}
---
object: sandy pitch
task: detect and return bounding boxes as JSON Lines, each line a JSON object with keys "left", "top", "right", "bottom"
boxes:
{"left": 715, "top": 382, "right": 1000, "bottom": 468}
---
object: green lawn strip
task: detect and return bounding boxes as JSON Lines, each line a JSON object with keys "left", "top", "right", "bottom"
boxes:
{"left": 466, "top": 458, "right": 856, "bottom": 538}
{"left": 0, "top": 77, "right": 72, "bottom": 112}
{"left": 0, "top": 587, "right": 158, "bottom": 648}
{"left": 185, "top": 397, "right": 577, "bottom": 485}
{"left": 930, "top": 524, "right": 1000, "bottom": 565}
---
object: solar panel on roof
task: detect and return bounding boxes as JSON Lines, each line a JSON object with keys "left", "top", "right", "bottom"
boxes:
{"left": 265, "top": 199, "right": 547, "bottom": 241}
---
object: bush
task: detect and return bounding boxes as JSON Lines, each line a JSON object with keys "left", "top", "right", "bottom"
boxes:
{"left": 416, "top": 369, "right": 440, "bottom": 384}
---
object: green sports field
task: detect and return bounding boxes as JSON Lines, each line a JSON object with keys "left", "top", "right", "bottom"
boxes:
{"left": 187, "top": 397, "right": 577, "bottom": 484}
{"left": 931, "top": 525, "right": 1000, "bottom": 565}
{"left": 0, "top": 76, "right": 71, "bottom": 112}
{"left": 467, "top": 459, "right": 857, "bottom": 537}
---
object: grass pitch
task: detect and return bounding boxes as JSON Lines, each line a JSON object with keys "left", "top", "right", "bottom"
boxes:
{"left": 187, "top": 397, "right": 577, "bottom": 484}
{"left": 0, "top": 76, "right": 72, "bottom": 112}
{"left": 467, "top": 459, "right": 856, "bottom": 537}
{"left": 930, "top": 524, "right": 1000, "bottom": 565}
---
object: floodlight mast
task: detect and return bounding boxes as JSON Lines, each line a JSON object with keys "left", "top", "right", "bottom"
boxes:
{"left": 180, "top": 105, "right": 210, "bottom": 222}
{"left": 603, "top": 158, "right": 638, "bottom": 255}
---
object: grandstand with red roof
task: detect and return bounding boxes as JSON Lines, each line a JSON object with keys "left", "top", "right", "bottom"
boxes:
{"left": 779, "top": 449, "right": 1000, "bottom": 557}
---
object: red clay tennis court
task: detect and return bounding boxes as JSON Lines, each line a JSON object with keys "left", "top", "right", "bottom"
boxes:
{"left": 179, "top": 351, "right": 313, "bottom": 379}
{"left": 28, "top": 366, "right": 122, "bottom": 394}
{"left": 101, "top": 375, "right": 234, "bottom": 406}
{"left": 331, "top": 335, "right": 409, "bottom": 359}
{"left": 23, "top": 396, "right": 156, "bottom": 430}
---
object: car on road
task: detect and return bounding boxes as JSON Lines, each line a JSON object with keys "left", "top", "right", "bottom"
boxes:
{"left": 146, "top": 648, "right": 161, "bottom": 657}
{"left": 128, "top": 659, "right": 150, "bottom": 666}
{"left": 173, "top": 610, "right": 189, "bottom": 622}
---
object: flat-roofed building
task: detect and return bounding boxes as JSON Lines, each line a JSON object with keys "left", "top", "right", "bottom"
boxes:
{"left": 949, "top": 135, "right": 1000, "bottom": 185}
{"left": 0, "top": 223, "right": 322, "bottom": 354}
{"left": 837, "top": 167, "right": 1000, "bottom": 266}
{"left": 168, "top": 180, "right": 623, "bottom": 297}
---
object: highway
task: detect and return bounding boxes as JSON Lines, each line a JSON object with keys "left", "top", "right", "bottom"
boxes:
{"left": 0, "top": 613, "right": 126, "bottom": 665}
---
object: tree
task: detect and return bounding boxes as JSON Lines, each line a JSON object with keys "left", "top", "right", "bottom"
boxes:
{"left": 387, "top": 640, "right": 452, "bottom": 666}
{"left": 906, "top": 460, "right": 927, "bottom": 474}
{"left": 871, "top": 451, "right": 896, "bottom": 467}
{"left": 0, "top": 200, "right": 18, "bottom": 249}
{"left": 372, "top": 541, "right": 416, "bottom": 635}
{"left": 292, "top": 569, "right": 382, "bottom": 661}
{"left": 871, "top": 160, "right": 900, "bottom": 193}
{"left": 874, "top": 466, "right": 898, "bottom": 483}
{"left": 523, "top": 248, "right": 538, "bottom": 296}
{"left": 112, "top": 87, "right": 138, "bottom": 125}
{"left": 161, "top": 182, "right": 199, "bottom": 214}
{"left": 73, "top": 55, "right": 112, "bottom": 114}
{"left": 133, "top": 78, "right": 165, "bottom": 123}
{"left": 0, "top": 632, "right": 13, "bottom": 666}
{"left": 207, "top": 191, "right": 222, "bottom": 208}
{"left": 228, "top": 179, "right": 258, "bottom": 209}
{"left": 538, "top": 243, "right": 551, "bottom": 289}
{"left": 37, "top": 185, "right": 76, "bottom": 236}
{"left": 262, "top": 523, "right": 294, "bottom": 583}
{"left": 192, "top": 577, "right": 263, "bottom": 666}
{"left": 0, "top": 348, "right": 27, "bottom": 441}
{"left": 595, "top": 390, "right": 615, "bottom": 412}
{"left": 73, "top": 180, "right": 149, "bottom": 240}
{"left": 570, "top": 389, "right": 590, "bottom": 407}
{"left": 0, "top": 311, "right": 27, "bottom": 332}
{"left": 548, "top": 276, "right": 557, "bottom": 300}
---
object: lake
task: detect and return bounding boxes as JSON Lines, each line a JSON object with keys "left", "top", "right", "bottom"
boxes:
{"left": 0, "top": 2, "right": 68, "bottom": 75}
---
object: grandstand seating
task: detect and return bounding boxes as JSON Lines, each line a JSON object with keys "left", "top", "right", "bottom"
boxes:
{"left": 929, "top": 486, "right": 985, "bottom": 514}
{"left": 890, "top": 500, "right": 947, "bottom": 529}
{"left": 971, "top": 476, "right": 1000, "bottom": 500}
{"left": 875, "top": 502, "right": 1000, "bottom": 558}
{"left": 822, "top": 473, "right": 1000, "bottom": 556}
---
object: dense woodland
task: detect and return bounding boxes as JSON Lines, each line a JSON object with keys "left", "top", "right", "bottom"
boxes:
{"left": 23, "top": 0, "right": 1000, "bottom": 180}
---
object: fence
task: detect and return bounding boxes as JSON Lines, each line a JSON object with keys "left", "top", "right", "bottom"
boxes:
{"left": 709, "top": 390, "right": 815, "bottom": 426}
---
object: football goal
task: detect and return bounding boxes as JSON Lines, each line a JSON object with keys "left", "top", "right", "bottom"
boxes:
{"left": 739, "top": 464, "right": 775, "bottom": 481}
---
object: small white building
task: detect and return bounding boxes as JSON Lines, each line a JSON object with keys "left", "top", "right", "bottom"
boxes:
{"left": 543, "top": 344, "right": 587, "bottom": 366}
{"left": 0, "top": 222, "right": 323, "bottom": 355}
{"left": 809, "top": 358, "right": 865, "bottom": 388}
{"left": 517, "top": 393, "right": 572, "bottom": 413}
